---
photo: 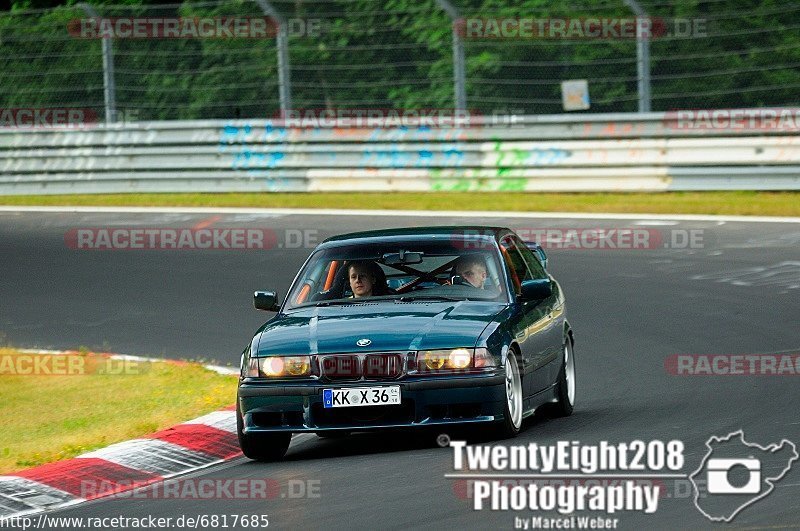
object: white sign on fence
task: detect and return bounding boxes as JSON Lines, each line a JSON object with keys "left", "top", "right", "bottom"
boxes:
{"left": 561, "top": 80, "right": 590, "bottom": 111}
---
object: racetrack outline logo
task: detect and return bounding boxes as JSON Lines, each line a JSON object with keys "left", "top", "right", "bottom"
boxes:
{"left": 690, "top": 430, "right": 798, "bottom": 522}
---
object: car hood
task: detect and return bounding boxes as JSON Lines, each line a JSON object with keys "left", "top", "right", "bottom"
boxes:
{"left": 254, "top": 300, "right": 507, "bottom": 356}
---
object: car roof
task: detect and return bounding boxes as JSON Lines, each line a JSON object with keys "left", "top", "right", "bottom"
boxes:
{"left": 321, "top": 226, "right": 511, "bottom": 245}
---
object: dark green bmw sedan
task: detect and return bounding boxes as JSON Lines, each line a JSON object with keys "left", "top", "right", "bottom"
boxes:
{"left": 237, "top": 226, "right": 575, "bottom": 460}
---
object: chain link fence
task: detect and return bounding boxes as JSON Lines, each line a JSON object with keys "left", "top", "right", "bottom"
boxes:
{"left": 1, "top": 0, "right": 799, "bottom": 121}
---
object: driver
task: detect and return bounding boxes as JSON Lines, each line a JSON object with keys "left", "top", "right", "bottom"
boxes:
{"left": 345, "top": 260, "right": 391, "bottom": 298}
{"left": 348, "top": 261, "right": 376, "bottom": 297}
{"left": 453, "top": 255, "right": 488, "bottom": 289}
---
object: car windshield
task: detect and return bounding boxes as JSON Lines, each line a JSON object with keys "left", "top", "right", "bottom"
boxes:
{"left": 285, "top": 237, "right": 508, "bottom": 309}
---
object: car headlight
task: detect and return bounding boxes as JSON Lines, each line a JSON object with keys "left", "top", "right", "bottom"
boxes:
{"left": 247, "top": 356, "right": 311, "bottom": 377}
{"left": 417, "top": 348, "right": 498, "bottom": 371}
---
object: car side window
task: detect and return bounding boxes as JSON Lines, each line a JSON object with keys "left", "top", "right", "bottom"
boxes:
{"left": 513, "top": 236, "right": 547, "bottom": 279}
{"left": 499, "top": 237, "right": 534, "bottom": 295}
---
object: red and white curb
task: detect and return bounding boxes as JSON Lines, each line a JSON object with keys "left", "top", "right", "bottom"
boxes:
{"left": 0, "top": 351, "right": 241, "bottom": 520}
{"left": 0, "top": 407, "right": 240, "bottom": 520}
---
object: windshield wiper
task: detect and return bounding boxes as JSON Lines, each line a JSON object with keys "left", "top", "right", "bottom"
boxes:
{"left": 397, "top": 295, "right": 464, "bottom": 302}
{"left": 314, "top": 300, "right": 362, "bottom": 307}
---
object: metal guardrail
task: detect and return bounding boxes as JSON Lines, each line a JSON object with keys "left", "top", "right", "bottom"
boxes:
{"left": 0, "top": 113, "right": 799, "bottom": 194}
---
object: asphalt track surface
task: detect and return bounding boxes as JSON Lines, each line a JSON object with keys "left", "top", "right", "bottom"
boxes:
{"left": 1, "top": 209, "right": 799, "bottom": 530}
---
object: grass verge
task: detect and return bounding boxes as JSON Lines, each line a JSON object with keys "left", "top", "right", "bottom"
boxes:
{"left": 0, "top": 348, "right": 236, "bottom": 474}
{"left": 1, "top": 191, "right": 799, "bottom": 217}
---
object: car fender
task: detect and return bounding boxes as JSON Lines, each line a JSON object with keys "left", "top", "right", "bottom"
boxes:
{"left": 564, "top": 319, "right": 574, "bottom": 346}
{"left": 480, "top": 318, "right": 518, "bottom": 369}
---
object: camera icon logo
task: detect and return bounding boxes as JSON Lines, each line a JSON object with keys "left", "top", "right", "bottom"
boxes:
{"left": 706, "top": 457, "right": 761, "bottom": 494}
{"left": 690, "top": 430, "right": 797, "bottom": 522}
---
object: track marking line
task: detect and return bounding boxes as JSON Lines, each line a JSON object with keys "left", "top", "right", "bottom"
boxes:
{"left": 1, "top": 205, "right": 799, "bottom": 223}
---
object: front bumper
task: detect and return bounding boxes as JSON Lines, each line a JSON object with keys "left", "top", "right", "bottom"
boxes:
{"left": 238, "top": 372, "right": 506, "bottom": 433}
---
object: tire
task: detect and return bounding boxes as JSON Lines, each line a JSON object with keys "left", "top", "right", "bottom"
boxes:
{"left": 492, "top": 351, "right": 523, "bottom": 439}
{"left": 551, "top": 337, "right": 576, "bottom": 417}
{"left": 237, "top": 403, "right": 292, "bottom": 461}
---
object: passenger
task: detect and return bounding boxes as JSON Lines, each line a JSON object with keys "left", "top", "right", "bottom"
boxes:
{"left": 453, "top": 255, "right": 488, "bottom": 289}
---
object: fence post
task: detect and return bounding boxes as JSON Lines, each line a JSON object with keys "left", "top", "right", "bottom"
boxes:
{"left": 254, "top": 0, "right": 292, "bottom": 114}
{"left": 79, "top": 3, "right": 117, "bottom": 123}
{"left": 435, "top": 0, "right": 466, "bottom": 110}
{"left": 624, "top": 0, "right": 652, "bottom": 113}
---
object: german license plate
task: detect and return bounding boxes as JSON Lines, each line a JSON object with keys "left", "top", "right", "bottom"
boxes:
{"left": 323, "top": 386, "right": 401, "bottom": 408}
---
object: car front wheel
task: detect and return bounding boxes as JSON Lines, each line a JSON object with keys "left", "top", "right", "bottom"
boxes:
{"left": 552, "top": 337, "right": 576, "bottom": 417}
{"left": 492, "top": 352, "right": 523, "bottom": 439}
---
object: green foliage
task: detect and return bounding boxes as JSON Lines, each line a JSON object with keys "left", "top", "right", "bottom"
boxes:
{"left": 1, "top": 0, "right": 798, "bottom": 119}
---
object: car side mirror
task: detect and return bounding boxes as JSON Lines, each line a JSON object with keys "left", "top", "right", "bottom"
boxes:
{"left": 524, "top": 241, "right": 548, "bottom": 269}
{"left": 519, "top": 279, "right": 552, "bottom": 301}
{"left": 254, "top": 291, "right": 280, "bottom": 311}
